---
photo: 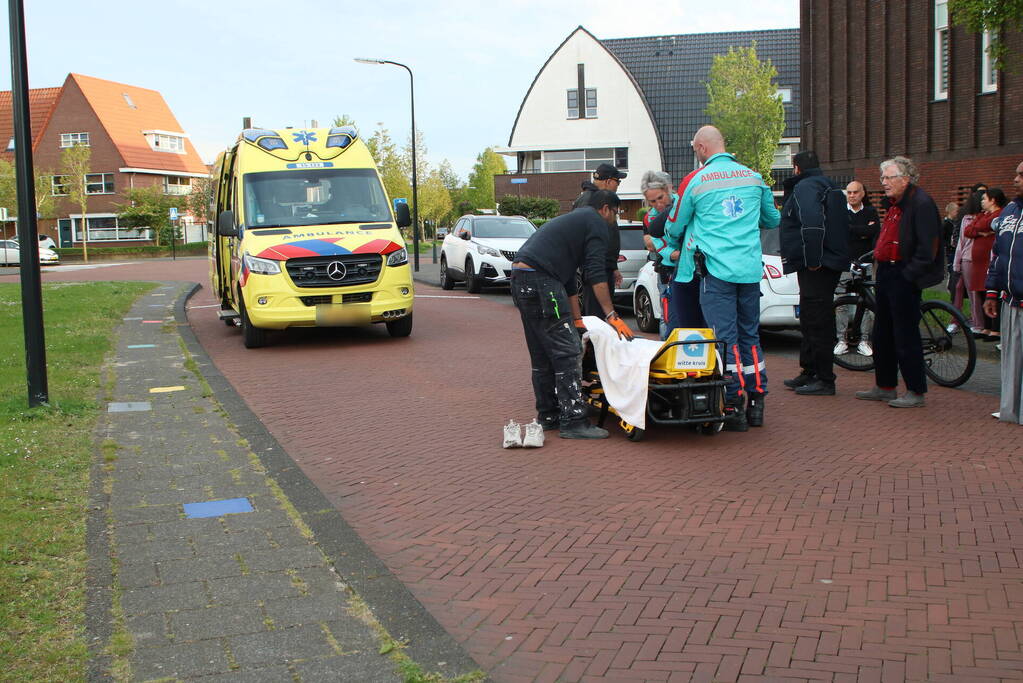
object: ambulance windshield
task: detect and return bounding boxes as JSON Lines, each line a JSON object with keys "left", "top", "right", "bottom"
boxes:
{"left": 243, "top": 168, "right": 392, "bottom": 227}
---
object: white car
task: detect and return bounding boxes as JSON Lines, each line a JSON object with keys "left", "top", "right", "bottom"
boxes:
{"left": 439, "top": 215, "right": 536, "bottom": 292}
{"left": 0, "top": 239, "right": 60, "bottom": 266}
{"left": 631, "top": 230, "right": 800, "bottom": 333}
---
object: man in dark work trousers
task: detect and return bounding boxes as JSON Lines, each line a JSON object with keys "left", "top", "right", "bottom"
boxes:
{"left": 511, "top": 190, "right": 635, "bottom": 439}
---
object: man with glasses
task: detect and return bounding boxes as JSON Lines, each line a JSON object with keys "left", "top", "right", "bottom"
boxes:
{"left": 855, "top": 156, "right": 944, "bottom": 408}
{"left": 574, "top": 163, "right": 628, "bottom": 316}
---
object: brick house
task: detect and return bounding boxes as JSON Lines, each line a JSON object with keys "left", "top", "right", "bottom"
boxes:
{"left": 0, "top": 73, "right": 209, "bottom": 247}
{"left": 495, "top": 26, "right": 801, "bottom": 218}
{"left": 799, "top": 0, "right": 1023, "bottom": 209}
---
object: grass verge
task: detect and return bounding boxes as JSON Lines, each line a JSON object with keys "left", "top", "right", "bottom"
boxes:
{"left": 0, "top": 280, "right": 154, "bottom": 682}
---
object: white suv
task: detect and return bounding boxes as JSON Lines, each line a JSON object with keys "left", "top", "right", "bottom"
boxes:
{"left": 439, "top": 215, "right": 536, "bottom": 292}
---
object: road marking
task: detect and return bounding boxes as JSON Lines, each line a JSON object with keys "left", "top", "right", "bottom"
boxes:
{"left": 415, "top": 295, "right": 481, "bottom": 300}
{"left": 127, "top": 344, "right": 156, "bottom": 349}
{"left": 149, "top": 386, "right": 185, "bottom": 393}
{"left": 183, "top": 497, "right": 253, "bottom": 519}
{"left": 187, "top": 304, "right": 222, "bottom": 309}
{"left": 43, "top": 262, "right": 130, "bottom": 271}
{"left": 107, "top": 402, "right": 152, "bottom": 412}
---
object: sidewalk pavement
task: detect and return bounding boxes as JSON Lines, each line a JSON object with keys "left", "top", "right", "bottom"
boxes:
{"left": 86, "top": 282, "right": 480, "bottom": 681}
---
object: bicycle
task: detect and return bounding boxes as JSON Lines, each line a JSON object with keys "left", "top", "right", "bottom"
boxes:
{"left": 832, "top": 254, "right": 977, "bottom": 387}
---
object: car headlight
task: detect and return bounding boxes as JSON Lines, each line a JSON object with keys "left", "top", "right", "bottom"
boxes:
{"left": 243, "top": 253, "right": 281, "bottom": 275}
{"left": 386, "top": 248, "right": 408, "bottom": 266}
{"left": 475, "top": 243, "right": 500, "bottom": 257}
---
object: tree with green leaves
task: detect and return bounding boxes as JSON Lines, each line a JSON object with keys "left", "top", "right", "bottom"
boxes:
{"left": 332, "top": 114, "right": 357, "bottom": 128}
{"left": 466, "top": 147, "right": 507, "bottom": 210}
{"left": 117, "top": 186, "right": 178, "bottom": 246}
{"left": 365, "top": 124, "right": 411, "bottom": 207}
{"left": 60, "top": 142, "right": 92, "bottom": 261}
{"left": 950, "top": 0, "right": 1023, "bottom": 70}
{"left": 417, "top": 170, "right": 452, "bottom": 238}
{"left": 705, "top": 43, "right": 785, "bottom": 186}
{"left": 0, "top": 160, "right": 55, "bottom": 225}
{"left": 184, "top": 175, "right": 214, "bottom": 232}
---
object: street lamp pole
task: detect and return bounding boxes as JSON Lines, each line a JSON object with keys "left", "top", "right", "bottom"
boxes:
{"left": 353, "top": 57, "right": 419, "bottom": 272}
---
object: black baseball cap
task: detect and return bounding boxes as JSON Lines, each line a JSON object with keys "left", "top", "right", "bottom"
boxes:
{"left": 594, "top": 163, "right": 627, "bottom": 180}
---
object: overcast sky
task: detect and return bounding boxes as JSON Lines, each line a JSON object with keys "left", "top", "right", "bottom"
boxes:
{"left": 1, "top": 0, "right": 798, "bottom": 179}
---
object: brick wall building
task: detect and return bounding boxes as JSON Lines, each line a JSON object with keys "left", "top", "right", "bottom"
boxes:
{"left": 800, "top": 0, "right": 1023, "bottom": 209}
{"left": 0, "top": 73, "right": 208, "bottom": 246}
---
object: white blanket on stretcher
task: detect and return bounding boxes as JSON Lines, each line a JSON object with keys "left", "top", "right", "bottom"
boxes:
{"left": 582, "top": 316, "right": 664, "bottom": 430}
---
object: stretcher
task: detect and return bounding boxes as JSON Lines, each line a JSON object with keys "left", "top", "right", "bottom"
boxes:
{"left": 581, "top": 327, "right": 730, "bottom": 441}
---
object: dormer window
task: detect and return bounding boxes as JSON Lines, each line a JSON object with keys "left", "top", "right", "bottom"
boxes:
{"left": 142, "top": 130, "right": 186, "bottom": 154}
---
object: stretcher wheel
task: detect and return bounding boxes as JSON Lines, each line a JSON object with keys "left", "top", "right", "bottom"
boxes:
{"left": 697, "top": 421, "right": 723, "bottom": 437}
{"left": 621, "top": 419, "right": 645, "bottom": 442}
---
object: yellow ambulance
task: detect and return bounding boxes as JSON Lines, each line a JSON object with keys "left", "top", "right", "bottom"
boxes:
{"left": 209, "top": 126, "right": 414, "bottom": 348}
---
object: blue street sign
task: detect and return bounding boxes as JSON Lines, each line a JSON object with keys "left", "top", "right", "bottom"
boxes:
{"left": 169, "top": 207, "right": 179, "bottom": 221}
{"left": 510, "top": 178, "right": 528, "bottom": 184}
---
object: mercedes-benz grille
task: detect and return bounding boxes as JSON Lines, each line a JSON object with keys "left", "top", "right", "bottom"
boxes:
{"left": 285, "top": 255, "right": 383, "bottom": 288}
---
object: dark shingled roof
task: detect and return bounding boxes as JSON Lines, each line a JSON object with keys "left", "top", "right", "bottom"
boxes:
{"left": 601, "top": 28, "right": 800, "bottom": 187}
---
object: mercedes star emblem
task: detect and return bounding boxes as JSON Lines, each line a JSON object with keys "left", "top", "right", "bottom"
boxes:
{"left": 326, "top": 261, "right": 346, "bottom": 281}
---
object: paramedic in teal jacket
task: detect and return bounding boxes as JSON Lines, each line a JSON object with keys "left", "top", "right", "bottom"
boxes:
{"left": 660, "top": 125, "right": 781, "bottom": 431}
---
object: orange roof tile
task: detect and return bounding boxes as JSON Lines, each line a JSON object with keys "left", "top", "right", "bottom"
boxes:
{"left": 70, "top": 73, "right": 208, "bottom": 175}
{"left": 0, "top": 87, "right": 61, "bottom": 160}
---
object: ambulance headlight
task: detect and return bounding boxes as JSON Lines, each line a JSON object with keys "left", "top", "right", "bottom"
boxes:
{"left": 243, "top": 253, "right": 281, "bottom": 275}
{"left": 386, "top": 248, "right": 408, "bottom": 266}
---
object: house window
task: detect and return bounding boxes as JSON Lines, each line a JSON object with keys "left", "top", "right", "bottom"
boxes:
{"left": 567, "top": 89, "right": 579, "bottom": 119}
{"left": 85, "top": 173, "right": 114, "bottom": 194}
{"left": 51, "top": 175, "right": 69, "bottom": 196}
{"left": 6, "top": 138, "right": 13, "bottom": 151}
{"left": 542, "top": 148, "right": 626, "bottom": 173}
{"left": 584, "top": 88, "right": 597, "bottom": 118}
{"left": 777, "top": 88, "right": 793, "bottom": 103}
{"left": 935, "top": 0, "right": 949, "bottom": 100}
{"left": 123, "top": 93, "right": 136, "bottom": 109}
{"left": 773, "top": 144, "right": 794, "bottom": 168}
{"left": 60, "top": 132, "right": 90, "bottom": 148}
{"left": 164, "top": 175, "right": 192, "bottom": 195}
{"left": 72, "top": 215, "right": 152, "bottom": 242}
{"left": 981, "top": 30, "right": 998, "bottom": 93}
{"left": 145, "top": 132, "right": 186, "bottom": 153}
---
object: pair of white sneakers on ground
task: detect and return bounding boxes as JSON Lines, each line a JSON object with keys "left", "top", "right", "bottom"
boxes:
{"left": 503, "top": 420, "right": 545, "bottom": 448}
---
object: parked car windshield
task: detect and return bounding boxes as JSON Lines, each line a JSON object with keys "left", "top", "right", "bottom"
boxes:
{"left": 243, "top": 168, "right": 392, "bottom": 227}
{"left": 473, "top": 217, "right": 535, "bottom": 239}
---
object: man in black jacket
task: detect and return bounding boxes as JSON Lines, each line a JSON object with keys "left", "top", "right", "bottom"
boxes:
{"left": 837, "top": 180, "right": 881, "bottom": 356}
{"left": 574, "top": 163, "right": 627, "bottom": 316}
{"left": 779, "top": 151, "right": 850, "bottom": 396}
{"left": 855, "top": 156, "right": 944, "bottom": 408}
{"left": 511, "top": 190, "right": 635, "bottom": 439}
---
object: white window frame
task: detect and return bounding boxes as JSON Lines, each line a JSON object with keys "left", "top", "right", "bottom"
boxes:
{"left": 51, "top": 175, "right": 69, "bottom": 196}
{"left": 777, "top": 88, "right": 793, "bottom": 103}
{"left": 981, "top": 30, "right": 998, "bottom": 93}
{"left": 566, "top": 89, "right": 579, "bottom": 119}
{"left": 143, "top": 130, "right": 187, "bottom": 154}
{"left": 60, "top": 132, "right": 90, "bottom": 148}
{"left": 935, "top": 0, "right": 950, "bottom": 100}
{"left": 71, "top": 214, "right": 153, "bottom": 242}
{"left": 85, "top": 173, "right": 114, "bottom": 195}
{"left": 584, "top": 88, "right": 598, "bottom": 119}
{"left": 164, "top": 175, "right": 192, "bottom": 195}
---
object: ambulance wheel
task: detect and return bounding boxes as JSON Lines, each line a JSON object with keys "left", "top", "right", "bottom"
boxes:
{"left": 439, "top": 255, "right": 454, "bottom": 290}
{"left": 698, "top": 421, "right": 723, "bottom": 436}
{"left": 386, "top": 312, "right": 413, "bottom": 338}
{"left": 239, "top": 295, "right": 268, "bottom": 349}
{"left": 465, "top": 257, "right": 482, "bottom": 293}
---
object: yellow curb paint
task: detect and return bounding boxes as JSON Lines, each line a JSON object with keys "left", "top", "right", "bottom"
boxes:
{"left": 149, "top": 386, "right": 186, "bottom": 393}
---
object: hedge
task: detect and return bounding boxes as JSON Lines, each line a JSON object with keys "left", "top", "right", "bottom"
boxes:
{"left": 56, "top": 242, "right": 208, "bottom": 260}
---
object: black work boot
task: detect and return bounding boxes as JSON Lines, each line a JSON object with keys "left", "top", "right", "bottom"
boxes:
{"left": 747, "top": 392, "right": 765, "bottom": 427}
{"left": 722, "top": 399, "right": 748, "bottom": 432}
{"left": 783, "top": 372, "right": 814, "bottom": 389}
{"left": 560, "top": 421, "right": 609, "bottom": 439}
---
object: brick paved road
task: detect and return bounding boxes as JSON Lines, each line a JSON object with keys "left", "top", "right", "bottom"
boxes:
{"left": 11, "top": 259, "right": 1023, "bottom": 681}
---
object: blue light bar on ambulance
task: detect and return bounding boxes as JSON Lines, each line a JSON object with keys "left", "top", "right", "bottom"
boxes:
{"left": 326, "top": 126, "right": 358, "bottom": 149}
{"left": 241, "top": 129, "right": 287, "bottom": 151}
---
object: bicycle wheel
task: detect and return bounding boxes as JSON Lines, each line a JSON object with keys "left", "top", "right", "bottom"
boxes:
{"left": 832, "top": 295, "right": 876, "bottom": 371}
{"left": 919, "top": 300, "right": 976, "bottom": 387}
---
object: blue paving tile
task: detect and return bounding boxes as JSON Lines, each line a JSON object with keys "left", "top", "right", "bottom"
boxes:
{"left": 183, "top": 498, "right": 254, "bottom": 519}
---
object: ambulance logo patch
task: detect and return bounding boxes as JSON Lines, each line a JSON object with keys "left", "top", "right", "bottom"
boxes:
{"left": 722, "top": 195, "right": 744, "bottom": 218}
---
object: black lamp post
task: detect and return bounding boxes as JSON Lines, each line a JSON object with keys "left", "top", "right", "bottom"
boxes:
{"left": 354, "top": 57, "right": 419, "bottom": 272}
